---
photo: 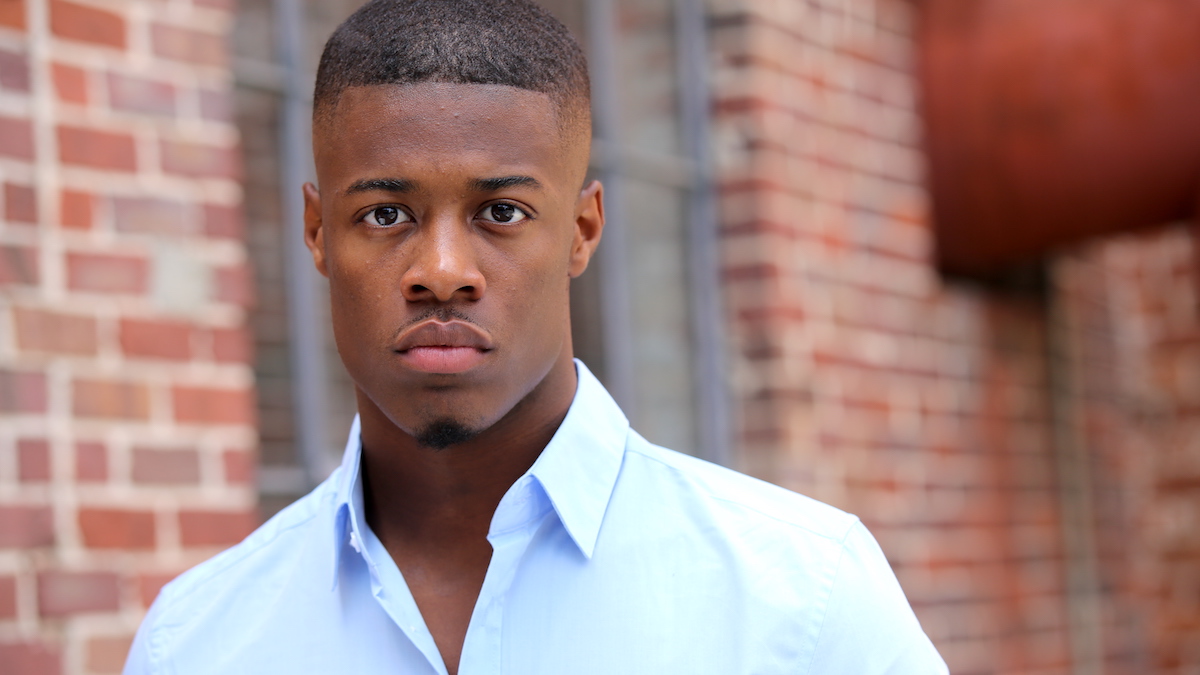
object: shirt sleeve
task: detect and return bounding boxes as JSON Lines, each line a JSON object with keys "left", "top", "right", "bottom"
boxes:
{"left": 805, "top": 520, "right": 948, "bottom": 675}
{"left": 122, "top": 594, "right": 164, "bottom": 675}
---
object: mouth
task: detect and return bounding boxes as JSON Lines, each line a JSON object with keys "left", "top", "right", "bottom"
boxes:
{"left": 392, "top": 320, "right": 494, "bottom": 375}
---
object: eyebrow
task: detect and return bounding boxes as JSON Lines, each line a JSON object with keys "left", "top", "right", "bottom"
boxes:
{"left": 344, "top": 178, "right": 416, "bottom": 196}
{"left": 471, "top": 175, "right": 543, "bottom": 192}
{"left": 342, "top": 175, "right": 543, "bottom": 197}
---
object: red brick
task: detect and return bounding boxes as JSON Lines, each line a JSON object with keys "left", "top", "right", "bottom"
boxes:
{"left": 172, "top": 385, "right": 254, "bottom": 425}
{"left": 60, "top": 189, "right": 93, "bottom": 229}
{"left": 179, "top": 509, "right": 256, "bottom": 547}
{"left": 222, "top": 449, "right": 254, "bottom": 484}
{"left": 86, "top": 635, "right": 133, "bottom": 674}
{"left": 198, "top": 88, "right": 231, "bottom": 121}
{"left": 78, "top": 508, "right": 155, "bottom": 549}
{"left": 203, "top": 203, "right": 243, "bottom": 239}
{"left": 14, "top": 306, "right": 97, "bottom": 355}
{"left": 50, "top": 0, "right": 125, "bottom": 49}
{"left": 0, "top": 641, "right": 62, "bottom": 675}
{"left": 112, "top": 195, "right": 199, "bottom": 235}
{"left": 0, "top": 575, "right": 15, "bottom": 618}
{"left": 0, "top": 0, "right": 26, "bottom": 31}
{"left": 0, "top": 369, "right": 47, "bottom": 413}
{"left": 38, "top": 571, "right": 120, "bottom": 616}
{"left": 58, "top": 125, "right": 136, "bottom": 171}
{"left": 0, "top": 505, "right": 54, "bottom": 548}
{"left": 0, "top": 115, "right": 34, "bottom": 159}
{"left": 75, "top": 441, "right": 107, "bottom": 482}
{"left": 211, "top": 326, "right": 251, "bottom": 363}
{"left": 51, "top": 62, "right": 87, "bottom": 104}
{"left": 150, "top": 23, "right": 226, "bottom": 67}
{"left": 0, "top": 49, "right": 29, "bottom": 92}
{"left": 131, "top": 447, "right": 200, "bottom": 484}
{"left": 107, "top": 72, "right": 175, "bottom": 116}
{"left": 72, "top": 379, "right": 150, "bottom": 420}
{"left": 137, "top": 572, "right": 176, "bottom": 608}
{"left": 17, "top": 437, "right": 50, "bottom": 482}
{"left": 0, "top": 245, "right": 39, "bottom": 286}
{"left": 214, "top": 264, "right": 254, "bottom": 306}
{"left": 119, "top": 318, "right": 193, "bottom": 360}
{"left": 5, "top": 182, "right": 36, "bottom": 223}
{"left": 160, "top": 139, "right": 238, "bottom": 179}
{"left": 66, "top": 251, "right": 148, "bottom": 294}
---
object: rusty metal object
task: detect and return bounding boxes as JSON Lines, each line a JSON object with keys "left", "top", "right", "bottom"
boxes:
{"left": 920, "top": 0, "right": 1200, "bottom": 275}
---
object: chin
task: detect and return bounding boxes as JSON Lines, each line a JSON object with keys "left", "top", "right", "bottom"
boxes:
{"left": 414, "top": 418, "right": 480, "bottom": 450}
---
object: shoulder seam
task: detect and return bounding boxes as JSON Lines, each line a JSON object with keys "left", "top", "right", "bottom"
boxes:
{"left": 161, "top": 489, "right": 332, "bottom": 607}
{"left": 800, "top": 520, "right": 860, "bottom": 675}
{"left": 624, "top": 442, "right": 857, "bottom": 543}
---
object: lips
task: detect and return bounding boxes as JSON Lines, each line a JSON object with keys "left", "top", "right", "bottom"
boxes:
{"left": 393, "top": 320, "right": 493, "bottom": 374}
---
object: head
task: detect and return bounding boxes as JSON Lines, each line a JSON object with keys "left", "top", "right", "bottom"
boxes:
{"left": 304, "top": 0, "right": 603, "bottom": 450}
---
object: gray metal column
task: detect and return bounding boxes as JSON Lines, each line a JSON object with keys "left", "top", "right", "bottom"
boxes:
{"left": 674, "top": 0, "right": 733, "bottom": 466}
{"left": 274, "top": 0, "right": 335, "bottom": 486}
{"left": 1046, "top": 258, "right": 1104, "bottom": 675}
{"left": 586, "top": 0, "right": 637, "bottom": 413}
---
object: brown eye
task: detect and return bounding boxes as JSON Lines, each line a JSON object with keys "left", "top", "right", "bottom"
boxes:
{"left": 480, "top": 203, "right": 528, "bottom": 224}
{"left": 362, "top": 206, "right": 410, "bottom": 227}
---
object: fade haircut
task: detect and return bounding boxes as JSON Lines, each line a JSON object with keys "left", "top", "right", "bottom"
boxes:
{"left": 313, "top": 0, "right": 591, "bottom": 135}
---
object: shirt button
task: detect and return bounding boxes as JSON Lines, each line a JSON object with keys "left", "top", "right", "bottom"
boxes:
{"left": 349, "top": 532, "right": 361, "bottom": 552}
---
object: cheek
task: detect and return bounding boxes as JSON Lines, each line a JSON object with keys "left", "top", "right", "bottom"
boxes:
{"left": 492, "top": 243, "right": 573, "bottom": 332}
{"left": 326, "top": 273, "right": 372, "bottom": 370}
{"left": 325, "top": 246, "right": 403, "bottom": 355}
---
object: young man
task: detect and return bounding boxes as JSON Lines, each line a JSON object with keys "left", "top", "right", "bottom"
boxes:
{"left": 125, "top": 1, "right": 947, "bottom": 673}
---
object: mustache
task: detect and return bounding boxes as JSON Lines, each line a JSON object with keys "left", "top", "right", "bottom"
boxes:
{"left": 389, "top": 307, "right": 481, "bottom": 341}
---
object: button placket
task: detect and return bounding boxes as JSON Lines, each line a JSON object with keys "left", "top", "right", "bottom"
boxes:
{"left": 458, "top": 524, "right": 534, "bottom": 675}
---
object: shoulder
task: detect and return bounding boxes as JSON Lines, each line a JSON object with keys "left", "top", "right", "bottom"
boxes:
{"left": 124, "top": 473, "right": 346, "bottom": 674}
{"left": 143, "top": 472, "right": 339, "bottom": 635}
{"left": 615, "top": 435, "right": 948, "bottom": 673}
{"left": 619, "top": 431, "right": 860, "bottom": 545}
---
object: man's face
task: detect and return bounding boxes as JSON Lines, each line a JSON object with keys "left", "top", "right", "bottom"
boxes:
{"left": 305, "top": 83, "right": 601, "bottom": 447}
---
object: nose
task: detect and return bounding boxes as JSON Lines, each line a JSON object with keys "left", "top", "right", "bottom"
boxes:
{"left": 400, "top": 217, "right": 486, "bottom": 303}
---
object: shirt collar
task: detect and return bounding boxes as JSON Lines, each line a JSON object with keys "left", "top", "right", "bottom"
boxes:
{"left": 331, "top": 413, "right": 364, "bottom": 588}
{"left": 525, "top": 360, "right": 628, "bottom": 558}
{"left": 331, "top": 359, "right": 628, "bottom": 584}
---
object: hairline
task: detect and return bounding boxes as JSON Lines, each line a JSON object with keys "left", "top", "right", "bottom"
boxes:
{"left": 312, "top": 81, "right": 592, "bottom": 149}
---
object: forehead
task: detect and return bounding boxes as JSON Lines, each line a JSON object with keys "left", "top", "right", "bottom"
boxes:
{"left": 313, "top": 83, "right": 581, "bottom": 192}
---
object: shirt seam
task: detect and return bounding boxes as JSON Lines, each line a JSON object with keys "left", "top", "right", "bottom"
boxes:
{"left": 800, "top": 520, "right": 858, "bottom": 675}
{"left": 143, "top": 495, "right": 331, "bottom": 674}
{"left": 624, "top": 443, "right": 854, "bottom": 543}
{"left": 145, "top": 605, "right": 162, "bottom": 675}
{"left": 159, "top": 490, "right": 330, "bottom": 608}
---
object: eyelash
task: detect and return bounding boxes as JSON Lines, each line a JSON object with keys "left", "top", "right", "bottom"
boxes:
{"left": 359, "top": 205, "right": 411, "bottom": 228}
{"left": 478, "top": 202, "right": 531, "bottom": 225}
{"left": 357, "top": 202, "right": 534, "bottom": 228}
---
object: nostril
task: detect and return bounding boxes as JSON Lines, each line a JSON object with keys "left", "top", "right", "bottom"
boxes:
{"left": 403, "top": 283, "right": 435, "bottom": 301}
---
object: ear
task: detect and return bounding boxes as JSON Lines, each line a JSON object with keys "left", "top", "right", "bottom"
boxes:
{"left": 302, "top": 182, "right": 329, "bottom": 278}
{"left": 568, "top": 179, "right": 605, "bottom": 277}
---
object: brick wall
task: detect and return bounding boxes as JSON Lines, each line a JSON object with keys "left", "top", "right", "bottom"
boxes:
{"left": 0, "top": 1, "right": 257, "bottom": 674}
{"left": 2, "top": 0, "right": 1196, "bottom": 673}
{"left": 232, "top": 0, "right": 359, "bottom": 517}
{"left": 708, "top": 0, "right": 1200, "bottom": 673}
{"left": 710, "top": 0, "right": 1071, "bottom": 672}
{"left": 1055, "top": 228, "right": 1200, "bottom": 674}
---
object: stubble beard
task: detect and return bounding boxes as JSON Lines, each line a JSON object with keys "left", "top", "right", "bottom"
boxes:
{"left": 414, "top": 418, "right": 479, "bottom": 450}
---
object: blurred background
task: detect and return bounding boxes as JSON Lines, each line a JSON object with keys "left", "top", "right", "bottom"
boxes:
{"left": 1, "top": 0, "right": 1199, "bottom": 673}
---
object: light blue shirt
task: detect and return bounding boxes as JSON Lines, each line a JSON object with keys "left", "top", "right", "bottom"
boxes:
{"left": 125, "top": 361, "right": 947, "bottom": 674}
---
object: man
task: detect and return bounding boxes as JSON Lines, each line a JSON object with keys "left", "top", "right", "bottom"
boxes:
{"left": 125, "top": 1, "right": 947, "bottom": 673}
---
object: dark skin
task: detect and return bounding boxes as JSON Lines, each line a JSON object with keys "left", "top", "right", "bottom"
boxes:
{"left": 303, "top": 83, "right": 603, "bottom": 675}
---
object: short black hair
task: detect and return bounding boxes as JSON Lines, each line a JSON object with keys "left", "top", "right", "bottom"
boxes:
{"left": 314, "top": 0, "right": 590, "bottom": 131}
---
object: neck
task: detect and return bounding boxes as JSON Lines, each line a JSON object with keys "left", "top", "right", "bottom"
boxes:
{"left": 358, "top": 354, "right": 577, "bottom": 550}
